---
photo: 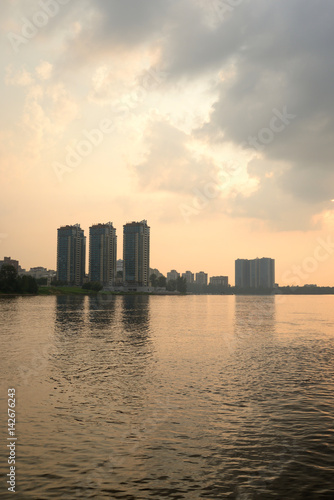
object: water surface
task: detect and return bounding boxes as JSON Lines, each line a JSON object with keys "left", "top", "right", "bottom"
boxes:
{"left": 0, "top": 295, "right": 333, "bottom": 499}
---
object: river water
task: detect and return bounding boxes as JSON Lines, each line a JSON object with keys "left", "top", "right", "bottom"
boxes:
{"left": 0, "top": 294, "right": 333, "bottom": 499}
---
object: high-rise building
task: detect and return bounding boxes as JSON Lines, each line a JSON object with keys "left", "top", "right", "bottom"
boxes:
{"left": 235, "top": 259, "right": 250, "bottom": 288}
{"left": 182, "top": 271, "right": 194, "bottom": 284}
{"left": 167, "top": 270, "right": 180, "bottom": 282}
{"left": 123, "top": 220, "right": 150, "bottom": 287}
{"left": 57, "top": 224, "right": 86, "bottom": 285}
{"left": 235, "top": 258, "right": 275, "bottom": 288}
{"left": 258, "top": 257, "right": 275, "bottom": 288}
{"left": 89, "top": 222, "right": 117, "bottom": 286}
{"left": 196, "top": 272, "right": 208, "bottom": 286}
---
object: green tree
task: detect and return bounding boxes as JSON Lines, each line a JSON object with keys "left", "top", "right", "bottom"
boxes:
{"left": 176, "top": 276, "right": 187, "bottom": 294}
{"left": 17, "top": 275, "right": 38, "bottom": 294}
{"left": 157, "top": 275, "right": 167, "bottom": 288}
{"left": 166, "top": 279, "right": 177, "bottom": 291}
{"left": 36, "top": 277, "right": 48, "bottom": 285}
{"left": 0, "top": 265, "right": 18, "bottom": 293}
{"left": 51, "top": 279, "right": 67, "bottom": 286}
{"left": 149, "top": 273, "right": 158, "bottom": 287}
{"left": 82, "top": 282, "right": 103, "bottom": 292}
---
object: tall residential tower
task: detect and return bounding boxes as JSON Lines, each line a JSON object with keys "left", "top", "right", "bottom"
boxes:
{"left": 89, "top": 222, "right": 117, "bottom": 286}
{"left": 123, "top": 220, "right": 150, "bottom": 287}
{"left": 57, "top": 224, "right": 86, "bottom": 285}
{"left": 235, "top": 258, "right": 275, "bottom": 289}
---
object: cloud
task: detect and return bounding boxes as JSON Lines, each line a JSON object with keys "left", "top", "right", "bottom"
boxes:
{"left": 3, "top": 0, "right": 334, "bottom": 232}
{"left": 133, "top": 119, "right": 220, "bottom": 195}
{"left": 36, "top": 61, "right": 53, "bottom": 80}
{"left": 5, "top": 66, "right": 34, "bottom": 86}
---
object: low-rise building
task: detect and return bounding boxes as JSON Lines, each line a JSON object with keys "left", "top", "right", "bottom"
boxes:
{"left": 0, "top": 256, "right": 19, "bottom": 273}
{"left": 195, "top": 271, "right": 208, "bottom": 286}
{"left": 167, "top": 269, "right": 180, "bottom": 282}
{"left": 182, "top": 271, "right": 195, "bottom": 284}
{"left": 210, "top": 276, "right": 228, "bottom": 286}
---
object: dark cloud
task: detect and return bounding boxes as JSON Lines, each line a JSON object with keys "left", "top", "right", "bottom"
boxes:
{"left": 192, "top": 0, "right": 334, "bottom": 220}
{"left": 4, "top": 0, "right": 333, "bottom": 229}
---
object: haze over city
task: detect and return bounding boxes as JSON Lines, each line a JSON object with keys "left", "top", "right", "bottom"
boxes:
{"left": 1, "top": 0, "right": 334, "bottom": 285}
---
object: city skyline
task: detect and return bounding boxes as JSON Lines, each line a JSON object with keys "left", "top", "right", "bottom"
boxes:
{"left": 55, "top": 221, "right": 276, "bottom": 287}
{"left": 2, "top": 2, "right": 334, "bottom": 286}
{"left": 4, "top": 224, "right": 334, "bottom": 287}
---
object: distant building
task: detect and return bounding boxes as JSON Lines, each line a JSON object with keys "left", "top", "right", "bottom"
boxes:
{"left": 26, "top": 267, "right": 56, "bottom": 280}
{"left": 182, "top": 271, "right": 194, "bottom": 284}
{"left": 235, "top": 259, "right": 250, "bottom": 288}
{"left": 167, "top": 270, "right": 180, "bottom": 282}
{"left": 57, "top": 224, "right": 86, "bottom": 285}
{"left": 235, "top": 258, "right": 275, "bottom": 288}
{"left": 210, "top": 276, "right": 228, "bottom": 286}
{"left": 123, "top": 220, "right": 150, "bottom": 287}
{"left": 0, "top": 256, "right": 19, "bottom": 273}
{"left": 196, "top": 272, "right": 208, "bottom": 286}
{"left": 117, "top": 259, "right": 124, "bottom": 273}
{"left": 150, "top": 267, "right": 163, "bottom": 278}
{"left": 89, "top": 222, "right": 117, "bottom": 286}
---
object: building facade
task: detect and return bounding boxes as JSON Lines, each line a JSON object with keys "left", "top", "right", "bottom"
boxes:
{"left": 89, "top": 222, "right": 117, "bottom": 286}
{"left": 123, "top": 220, "right": 150, "bottom": 287}
{"left": 235, "top": 258, "right": 275, "bottom": 289}
{"left": 210, "top": 276, "right": 228, "bottom": 286}
{"left": 167, "top": 270, "right": 180, "bottom": 282}
{"left": 195, "top": 271, "right": 208, "bottom": 286}
{"left": 57, "top": 224, "right": 86, "bottom": 285}
{"left": 235, "top": 259, "right": 250, "bottom": 288}
{"left": 182, "top": 271, "right": 195, "bottom": 284}
{"left": 0, "top": 257, "right": 19, "bottom": 273}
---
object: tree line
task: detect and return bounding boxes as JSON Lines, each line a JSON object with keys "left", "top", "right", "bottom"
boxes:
{"left": 0, "top": 265, "right": 38, "bottom": 294}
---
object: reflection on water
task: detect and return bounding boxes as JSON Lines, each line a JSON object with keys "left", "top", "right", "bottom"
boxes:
{"left": 0, "top": 295, "right": 334, "bottom": 499}
{"left": 87, "top": 294, "right": 116, "bottom": 328}
{"left": 55, "top": 295, "right": 86, "bottom": 333}
{"left": 234, "top": 295, "right": 276, "bottom": 336}
{"left": 121, "top": 295, "right": 150, "bottom": 333}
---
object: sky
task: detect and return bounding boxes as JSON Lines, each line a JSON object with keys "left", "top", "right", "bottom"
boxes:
{"left": 1, "top": 0, "right": 334, "bottom": 285}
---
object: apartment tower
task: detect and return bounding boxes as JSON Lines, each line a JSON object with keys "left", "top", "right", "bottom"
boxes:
{"left": 123, "top": 220, "right": 150, "bottom": 287}
{"left": 57, "top": 224, "right": 86, "bottom": 285}
{"left": 89, "top": 222, "right": 117, "bottom": 286}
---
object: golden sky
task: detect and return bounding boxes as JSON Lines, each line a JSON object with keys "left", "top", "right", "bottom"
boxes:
{"left": 1, "top": 0, "right": 334, "bottom": 285}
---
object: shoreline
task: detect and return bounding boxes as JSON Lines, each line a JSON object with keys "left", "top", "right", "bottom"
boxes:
{"left": 1, "top": 287, "right": 334, "bottom": 297}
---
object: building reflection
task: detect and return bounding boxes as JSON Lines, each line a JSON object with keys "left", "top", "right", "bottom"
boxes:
{"left": 121, "top": 295, "right": 150, "bottom": 335}
{"left": 54, "top": 295, "right": 85, "bottom": 334}
{"left": 234, "top": 295, "right": 276, "bottom": 339}
{"left": 87, "top": 294, "right": 116, "bottom": 328}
